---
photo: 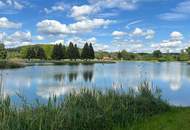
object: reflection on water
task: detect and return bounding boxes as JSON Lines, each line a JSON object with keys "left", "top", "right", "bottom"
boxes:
{"left": 1, "top": 62, "right": 190, "bottom": 106}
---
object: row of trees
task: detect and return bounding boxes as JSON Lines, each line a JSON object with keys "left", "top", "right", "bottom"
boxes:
{"left": 25, "top": 42, "right": 95, "bottom": 60}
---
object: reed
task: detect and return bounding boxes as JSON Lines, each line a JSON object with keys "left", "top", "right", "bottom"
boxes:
{"left": 0, "top": 82, "right": 170, "bottom": 130}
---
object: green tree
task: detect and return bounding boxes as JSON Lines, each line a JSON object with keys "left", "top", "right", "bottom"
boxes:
{"left": 73, "top": 44, "right": 80, "bottom": 60}
{"left": 52, "top": 43, "right": 64, "bottom": 60}
{"left": 0, "top": 43, "right": 7, "bottom": 59}
{"left": 88, "top": 43, "right": 95, "bottom": 59}
{"left": 117, "top": 52, "right": 122, "bottom": 60}
{"left": 67, "top": 42, "right": 75, "bottom": 60}
{"left": 36, "top": 46, "right": 46, "bottom": 59}
{"left": 26, "top": 47, "right": 35, "bottom": 60}
{"left": 153, "top": 50, "right": 162, "bottom": 58}
{"left": 81, "top": 43, "right": 89, "bottom": 60}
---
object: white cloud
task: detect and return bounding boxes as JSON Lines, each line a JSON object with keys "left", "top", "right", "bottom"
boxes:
{"left": 35, "top": 35, "right": 44, "bottom": 41}
{"left": 132, "top": 27, "right": 144, "bottom": 36}
{"left": 37, "top": 19, "right": 113, "bottom": 35}
{"left": 1, "top": 31, "right": 32, "bottom": 47}
{"left": 112, "top": 31, "right": 126, "bottom": 37}
{"left": 0, "top": 0, "right": 24, "bottom": 10}
{"left": 44, "top": 2, "right": 66, "bottom": 14}
{"left": 170, "top": 31, "right": 183, "bottom": 40}
{"left": 88, "top": 0, "right": 137, "bottom": 10}
{"left": 151, "top": 31, "right": 184, "bottom": 53}
{"left": 131, "top": 27, "right": 155, "bottom": 39}
{"left": 145, "top": 29, "right": 155, "bottom": 39}
{"left": 71, "top": 5, "right": 98, "bottom": 20}
{"left": 0, "top": 17, "right": 22, "bottom": 29}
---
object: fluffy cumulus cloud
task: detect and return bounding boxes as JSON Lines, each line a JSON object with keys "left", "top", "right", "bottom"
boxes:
{"left": 0, "top": 31, "right": 32, "bottom": 47}
{"left": 151, "top": 31, "right": 184, "bottom": 52}
{"left": 131, "top": 27, "right": 155, "bottom": 39}
{"left": 71, "top": 5, "right": 99, "bottom": 20}
{"left": 0, "top": 0, "right": 24, "bottom": 10}
{"left": 159, "top": 0, "right": 190, "bottom": 21}
{"left": 37, "top": 19, "right": 113, "bottom": 35}
{"left": 0, "top": 17, "right": 22, "bottom": 29}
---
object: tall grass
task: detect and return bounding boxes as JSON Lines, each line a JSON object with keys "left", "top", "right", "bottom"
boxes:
{"left": 0, "top": 82, "right": 170, "bottom": 130}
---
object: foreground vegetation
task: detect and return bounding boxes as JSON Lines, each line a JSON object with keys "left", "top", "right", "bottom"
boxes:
{"left": 0, "top": 82, "right": 170, "bottom": 130}
{"left": 122, "top": 107, "right": 190, "bottom": 130}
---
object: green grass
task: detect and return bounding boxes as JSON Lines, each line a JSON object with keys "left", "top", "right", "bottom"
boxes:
{"left": 117, "top": 107, "right": 190, "bottom": 130}
{"left": 0, "top": 82, "right": 170, "bottom": 130}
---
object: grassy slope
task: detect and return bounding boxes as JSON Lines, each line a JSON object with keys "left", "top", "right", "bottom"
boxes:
{"left": 116, "top": 108, "right": 190, "bottom": 130}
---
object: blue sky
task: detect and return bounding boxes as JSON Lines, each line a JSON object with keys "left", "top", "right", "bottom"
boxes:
{"left": 0, "top": 0, "right": 190, "bottom": 52}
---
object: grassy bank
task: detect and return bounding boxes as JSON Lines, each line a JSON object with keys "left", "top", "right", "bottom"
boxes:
{"left": 0, "top": 82, "right": 170, "bottom": 130}
{"left": 0, "top": 60, "right": 25, "bottom": 69}
{"left": 119, "top": 107, "right": 190, "bottom": 130}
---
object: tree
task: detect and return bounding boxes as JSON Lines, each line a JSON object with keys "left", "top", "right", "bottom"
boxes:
{"left": 52, "top": 43, "right": 64, "bottom": 60}
{"left": 0, "top": 43, "right": 7, "bottom": 59}
{"left": 73, "top": 44, "right": 80, "bottom": 60}
{"left": 88, "top": 43, "right": 95, "bottom": 59}
{"left": 36, "top": 46, "right": 46, "bottom": 59}
{"left": 117, "top": 52, "right": 122, "bottom": 60}
{"left": 67, "top": 42, "right": 75, "bottom": 60}
{"left": 81, "top": 43, "right": 89, "bottom": 60}
{"left": 26, "top": 47, "right": 35, "bottom": 60}
{"left": 153, "top": 50, "right": 162, "bottom": 58}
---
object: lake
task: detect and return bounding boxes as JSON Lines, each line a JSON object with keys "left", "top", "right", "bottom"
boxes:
{"left": 1, "top": 61, "right": 190, "bottom": 106}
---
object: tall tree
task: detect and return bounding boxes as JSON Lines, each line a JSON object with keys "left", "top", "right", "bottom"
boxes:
{"left": 52, "top": 43, "right": 64, "bottom": 60}
{"left": 73, "top": 44, "right": 80, "bottom": 60}
{"left": 67, "top": 42, "right": 75, "bottom": 60}
{"left": 0, "top": 43, "right": 7, "bottom": 59}
{"left": 88, "top": 43, "right": 95, "bottom": 59}
{"left": 81, "top": 43, "right": 89, "bottom": 60}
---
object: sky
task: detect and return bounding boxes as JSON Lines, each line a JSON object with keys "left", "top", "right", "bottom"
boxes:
{"left": 0, "top": 0, "right": 190, "bottom": 53}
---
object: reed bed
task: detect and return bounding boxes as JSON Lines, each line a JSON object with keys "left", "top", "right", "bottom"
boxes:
{"left": 0, "top": 82, "right": 170, "bottom": 130}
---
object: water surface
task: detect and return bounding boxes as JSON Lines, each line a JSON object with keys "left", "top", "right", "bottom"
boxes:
{"left": 1, "top": 62, "right": 190, "bottom": 106}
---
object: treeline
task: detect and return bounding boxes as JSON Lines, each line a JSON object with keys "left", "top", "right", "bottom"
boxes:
{"left": 25, "top": 42, "right": 95, "bottom": 60}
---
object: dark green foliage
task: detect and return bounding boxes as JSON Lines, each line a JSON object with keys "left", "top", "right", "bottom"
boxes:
{"left": 52, "top": 43, "right": 65, "bottom": 60}
{"left": 117, "top": 52, "right": 122, "bottom": 60}
{"left": 26, "top": 47, "right": 35, "bottom": 59}
{"left": 73, "top": 44, "right": 80, "bottom": 60}
{"left": 153, "top": 50, "right": 162, "bottom": 58}
{"left": 67, "top": 42, "right": 75, "bottom": 60}
{"left": 0, "top": 82, "right": 170, "bottom": 130}
{"left": 0, "top": 43, "right": 7, "bottom": 59}
{"left": 81, "top": 43, "right": 95, "bottom": 60}
{"left": 36, "top": 46, "right": 46, "bottom": 59}
{"left": 89, "top": 43, "right": 95, "bottom": 59}
{"left": 26, "top": 46, "right": 46, "bottom": 60}
{"left": 81, "top": 43, "right": 89, "bottom": 60}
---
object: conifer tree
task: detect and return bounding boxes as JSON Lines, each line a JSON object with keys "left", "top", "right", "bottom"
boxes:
{"left": 89, "top": 43, "right": 95, "bottom": 59}
{"left": 67, "top": 42, "right": 75, "bottom": 60}
{"left": 81, "top": 42, "right": 89, "bottom": 60}
{"left": 73, "top": 44, "right": 80, "bottom": 60}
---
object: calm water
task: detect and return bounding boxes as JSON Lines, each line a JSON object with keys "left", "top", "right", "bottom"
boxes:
{"left": 1, "top": 61, "right": 190, "bottom": 106}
